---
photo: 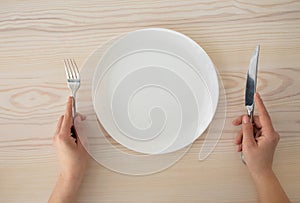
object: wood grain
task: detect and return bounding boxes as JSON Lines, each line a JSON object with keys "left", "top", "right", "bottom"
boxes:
{"left": 0, "top": 0, "right": 299, "bottom": 202}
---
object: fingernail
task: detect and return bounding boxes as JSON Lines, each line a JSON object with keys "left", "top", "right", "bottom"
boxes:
{"left": 231, "top": 119, "right": 235, "bottom": 125}
{"left": 243, "top": 116, "right": 250, "bottom": 124}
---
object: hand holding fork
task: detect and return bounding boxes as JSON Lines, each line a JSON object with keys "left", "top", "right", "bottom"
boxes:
{"left": 64, "top": 59, "right": 81, "bottom": 140}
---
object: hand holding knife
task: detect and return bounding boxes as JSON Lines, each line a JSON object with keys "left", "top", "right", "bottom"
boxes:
{"left": 241, "top": 45, "right": 260, "bottom": 164}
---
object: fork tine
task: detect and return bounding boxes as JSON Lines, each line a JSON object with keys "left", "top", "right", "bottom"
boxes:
{"left": 70, "top": 59, "right": 77, "bottom": 79}
{"left": 68, "top": 59, "right": 76, "bottom": 79}
{"left": 72, "top": 59, "right": 80, "bottom": 79}
{"left": 68, "top": 59, "right": 73, "bottom": 79}
{"left": 64, "top": 58, "right": 80, "bottom": 80}
{"left": 67, "top": 59, "right": 75, "bottom": 79}
{"left": 64, "top": 59, "right": 71, "bottom": 79}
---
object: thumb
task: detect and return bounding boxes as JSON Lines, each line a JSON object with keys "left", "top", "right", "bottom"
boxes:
{"left": 74, "top": 113, "right": 86, "bottom": 126}
{"left": 242, "top": 115, "right": 256, "bottom": 148}
{"left": 77, "top": 135, "right": 89, "bottom": 152}
{"left": 74, "top": 114, "right": 89, "bottom": 151}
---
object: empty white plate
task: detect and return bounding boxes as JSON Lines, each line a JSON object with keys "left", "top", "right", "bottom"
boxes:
{"left": 92, "top": 28, "right": 219, "bottom": 154}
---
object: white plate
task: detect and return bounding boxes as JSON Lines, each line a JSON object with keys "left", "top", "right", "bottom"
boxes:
{"left": 92, "top": 28, "right": 219, "bottom": 154}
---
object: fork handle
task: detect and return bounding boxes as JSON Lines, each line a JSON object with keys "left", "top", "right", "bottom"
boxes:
{"left": 70, "top": 125, "right": 77, "bottom": 141}
{"left": 71, "top": 94, "right": 77, "bottom": 125}
{"left": 71, "top": 94, "right": 77, "bottom": 141}
{"left": 72, "top": 100, "right": 76, "bottom": 125}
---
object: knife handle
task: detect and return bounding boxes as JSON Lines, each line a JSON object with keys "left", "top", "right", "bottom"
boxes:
{"left": 249, "top": 111, "right": 254, "bottom": 123}
{"left": 241, "top": 111, "right": 255, "bottom": 164}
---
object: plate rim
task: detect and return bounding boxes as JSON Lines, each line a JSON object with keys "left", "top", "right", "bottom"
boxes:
{"left": 92, "top": 28, "right": 219, "bottom": 154}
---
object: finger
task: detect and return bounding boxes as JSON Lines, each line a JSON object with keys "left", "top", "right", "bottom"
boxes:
{"left": 234, "top": 129, "right": 243, "bottom": 145}
{"left": 232, "top": 115, "right": 262, "bottom": 126}
{"left": 242, "top": 115, "right": 256, "bottom": 147}
{"left": 65, "top": 96, "right": 73, "bottom": 118}
{"left": 253, "top": 116, "right": 262, "bottom": 129}
{"left": 55, "top": 115, "right": 64, "bottom": 135}
{"left": 237, "top": 144, "right": 242, "bottom": 152}
{"left": 254, "top": 93, "right": 273, "bottom": 129}
{"left": 62, "top": 96, "right": 73, "bottom": 129}
{"left": 232, "top": 115, "right": 243, "bottom": 126}
{"left": 255, "top": 130, "right": 262, "bottom": 139}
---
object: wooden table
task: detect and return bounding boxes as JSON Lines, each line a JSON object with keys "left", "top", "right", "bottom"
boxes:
{"left": 1, "top": 0, "right": 299, "bottom": 202}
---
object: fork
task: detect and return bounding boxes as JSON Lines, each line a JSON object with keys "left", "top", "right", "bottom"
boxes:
{"left": 64, "top": 59, "right": 81, "bottom": 139}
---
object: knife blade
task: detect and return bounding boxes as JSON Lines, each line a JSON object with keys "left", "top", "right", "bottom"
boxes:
{"left": 245, "top": 45, "right": 260, "bottom": 122}
{"left": 241, "top": 45, "right": 260, "bottom": 164}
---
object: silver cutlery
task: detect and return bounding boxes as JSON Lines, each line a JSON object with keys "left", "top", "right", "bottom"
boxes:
{"left": 241, "top": 45, "right": 260, "bottom": 164}
{"left": 64, "top": 59, "right": 81, "bottom": 139}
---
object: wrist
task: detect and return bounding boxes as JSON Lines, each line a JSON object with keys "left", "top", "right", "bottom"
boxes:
{"left": 59, "top": 171, "right": 85, "bottom": 185}
{"left": 249, "top": 168, "right": 291, "bottom": 203}
{"left": 49, "top": 174, "right": 82, "bottom": 203}
{"left": 250, "top": 168, "right": 275, "bottom": 185}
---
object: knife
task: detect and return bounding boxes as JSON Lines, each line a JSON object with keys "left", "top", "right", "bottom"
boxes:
{"left": 241, "top": 45, "right": 260, "bottom": 164}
